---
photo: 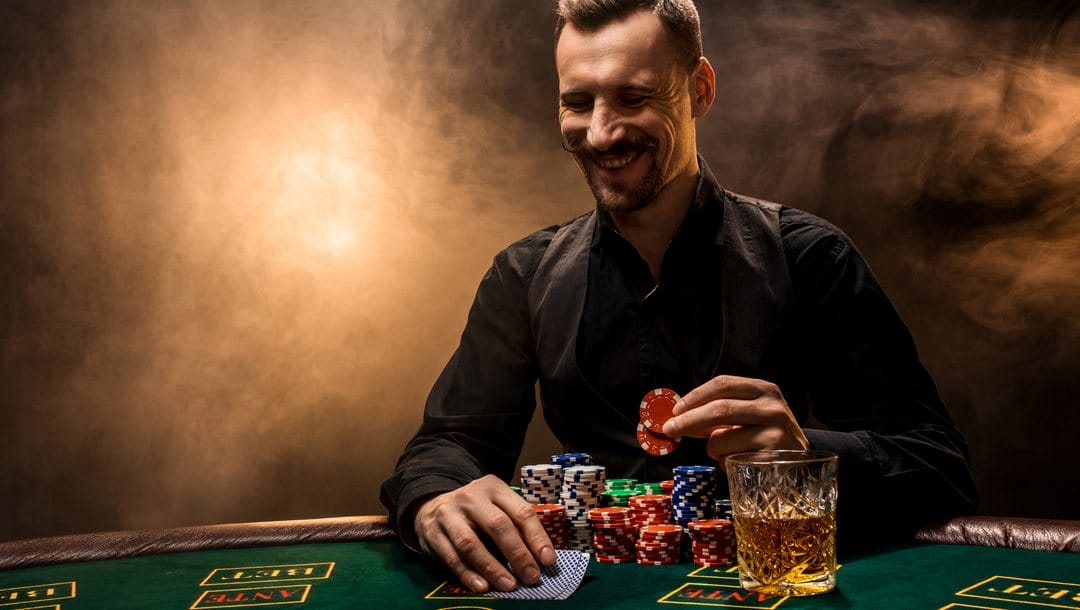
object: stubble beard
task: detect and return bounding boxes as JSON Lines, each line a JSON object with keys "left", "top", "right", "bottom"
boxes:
{"left": 579, "top": 148, "right": 664, "bottom": 216}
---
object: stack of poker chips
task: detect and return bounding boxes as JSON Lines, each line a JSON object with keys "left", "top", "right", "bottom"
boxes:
{"left": 604, "top": 478, "right": 638, "bottom": 494}
{"left": 637, "top": 482, "right": 665, "bottom": 495}
{"left": 520, "top": 464, "right": 563, "bottom": 505}
{"left": 551, "top": 452, "right": 593, "bottom": 468}
{"left": 533, "top": 504, "right": 570, "bottom": 550}
{"left": 687, "top": 519, "right": 736, "bottom": 567}
{"left": 636, "top": 524, "right": 683, "bottom": 565}
{"left": 714, "top": 498, "right": 733, "bottom": 520}
{"left": 561, "top": 465, "right": 606, "bottom": 552}
{"left": 602, "top": 478, "right": 638, "bottom": 508}
{"left": 660, "top": 480, "right": 675, "bottom": 497}
{"left": 629, "top": 494, "right": 672, "bottom": 531}
{"left": 588, "top": 507, "right": 637, "bottom": 564}
{"left": 671, "top": 466, "right": 717, "bottom": 528}
{"left": 604, "top": 489, "right": 640, "bottom": 507}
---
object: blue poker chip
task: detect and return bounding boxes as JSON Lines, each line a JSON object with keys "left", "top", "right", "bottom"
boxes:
{"left": 673, "top": 465, "right": 716, "bottom": 475}
{"left": 552, "top": 452, "right": 592, "bottom": 461}
{"left": 672, "top": 494, "right": 712, "bottom": 502}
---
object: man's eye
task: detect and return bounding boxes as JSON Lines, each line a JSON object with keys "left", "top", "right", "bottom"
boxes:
{"left": 621, "top": 96, "right": 646, "bottom": 107}
{"left": 562, "top": 100, "right": 592, "bottom": 111}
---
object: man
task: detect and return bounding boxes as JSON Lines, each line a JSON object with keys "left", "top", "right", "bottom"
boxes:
{"left": 381, "top": 0, "right": 977, "bottom": 594}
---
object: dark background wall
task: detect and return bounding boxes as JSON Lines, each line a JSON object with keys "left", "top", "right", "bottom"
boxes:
{"left": 1, "top": 0, "right": 1077, "bottom": 542}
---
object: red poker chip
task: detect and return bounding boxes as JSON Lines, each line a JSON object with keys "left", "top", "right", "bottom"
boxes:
{"left": 637, "top": 558, "right": 680, "bottom": 566}
{"left": 691, "top": 538, "right": 731, "bottom": 545}
{"left": 688, "top": 529, "right": 734, "bottom": 537}
{"left": 589, "top": 518, "right": 628, "bottom": 524}
{"left": 687, "top": 519, "right": 732, "bottom": 531}
{"left": 691, "top": 531, "right": 732, "bottom": 538}
{"left": 692, "top": 547, "right": 734, "bottom": 557}
{"left": 597, "top": 547, "right": 636, "bottom": 555}
{"left": 630, "top": 494, "right": 670, "bottom": 505}
{"left": 637, "top": 423, "right": 680, "bottom": 457}
{"left": 595, "top": 540, "right": 636, "bottom": 550}
{"left": 692, "top": 547, "right": 733, "bottom": 554}
{"left": 635, "top": 521, "right": 669, "bottom": 529}
{"left": 589, "top": 507, "right": 629, "bottom": 518}
{"left": 638, "top": 556, "right": 681, "bottom": 564}
{"left": 593, "top": 530, "right": 634, "bottom": 538}
{"left": 639, "top": 388, "right": 680, "bottom": 433}
{"left": 636, "top": 535, "right": 680, "bottom": 544}
{"left": 636, "top": 542, "right": 680, "bottom": 551}
{"left": 639, "top": 524, "right": 682, "bottom": 536}
{"left": 596, "top": 554, "right": 635, "bottom": 561}
{"left": 637, "top": 546, "right": 680, "bottom": 553}
{"left": 591, "top": 521, "right": 634, "bottom": 529}
{"left": 636, "top": 550, "right": 681, "bottom": 558}
{"left": 593, "top": 530, "right": 634, "bottom": 537}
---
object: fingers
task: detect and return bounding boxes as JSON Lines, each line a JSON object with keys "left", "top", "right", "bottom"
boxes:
{"left": 662, "top": 375, "right": 807, "bottom": 455}
{"left": 704, "top": 424, "right": 782, "bottom": 464}
{"left": 492, "top": 491, "right": 558, "bottom": 568}
{"left": 664, "top": 397, "right": 774, "bottom": 439}
{"left": 413, "top": 475, "right": 554, "bottom": 594}
{"left": 421, "top": 515, "right": 509, "bottom": 593}
{"left": 672, "top": 375, "right": 771, "bottom": 416}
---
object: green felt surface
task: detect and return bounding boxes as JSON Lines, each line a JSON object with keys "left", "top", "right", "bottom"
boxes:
{"left": 1, "top": 540, "right": 1078, "bottom": 609}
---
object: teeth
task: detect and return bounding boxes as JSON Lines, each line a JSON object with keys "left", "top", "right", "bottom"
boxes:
{"left": 596, "top": 151, "right": 637, "bottom": 169}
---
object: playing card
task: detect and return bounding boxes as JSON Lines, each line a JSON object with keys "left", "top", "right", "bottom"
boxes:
{"left": 486, "top": 550, "right": 590, "bottom": 600}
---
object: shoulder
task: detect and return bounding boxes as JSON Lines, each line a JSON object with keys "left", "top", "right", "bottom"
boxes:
{"left": 778, "top": 206, "right": 857, "bottom": 267}
{"left": 492, "top": 211, "right": 593, "bottom": 285}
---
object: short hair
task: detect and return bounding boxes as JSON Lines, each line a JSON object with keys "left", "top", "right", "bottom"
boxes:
{"left": 554, "top": 0, "right": 703, "bottom": 72}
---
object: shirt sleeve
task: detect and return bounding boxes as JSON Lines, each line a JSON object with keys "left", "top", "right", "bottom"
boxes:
{"left": 379, "top": 235, "right": 546, "bottom": 547}
{"left": 781, "top": 208, "right": 978, "bottom": 550}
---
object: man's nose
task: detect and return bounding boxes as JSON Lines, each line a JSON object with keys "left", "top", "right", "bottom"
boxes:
{"left": 587, "top": 102, "right": 625, "bottom": 152}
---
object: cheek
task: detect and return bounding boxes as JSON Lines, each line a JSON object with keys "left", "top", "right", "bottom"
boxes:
{"left": 559, "top": 114, "right": 586, "bottom": 142}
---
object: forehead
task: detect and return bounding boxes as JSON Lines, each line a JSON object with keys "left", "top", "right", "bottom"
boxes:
{"left": 556, "top": 10, "right": 676, "bottom": 90}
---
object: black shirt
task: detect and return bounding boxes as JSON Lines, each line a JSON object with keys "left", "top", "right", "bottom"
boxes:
{"left": 381, "top": 163, "right": 978, "bottom": 552}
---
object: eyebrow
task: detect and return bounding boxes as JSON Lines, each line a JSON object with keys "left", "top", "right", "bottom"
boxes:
{"left": 559, "top": 83, "right": 656, "bottom": 101}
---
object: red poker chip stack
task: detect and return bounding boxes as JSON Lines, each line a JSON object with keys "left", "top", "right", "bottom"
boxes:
{"left": 637, "top": 389, "right": 681, "bottom": 456}
{"left": 629, "top": 494, "right": 671, "bottom": 531}
{"left": 660, "top": 479, "right": 674, "bottom": 497}
{"left": 533, "top": 504, "right": 570, "bottom": 550}
{"left": 687, "top": 519, "right": 736, "bottom": 567}
{"left": 636, "top": 524, "right": 683, "bottom": 565}
{"left": 588, "top": 507, "right": 637, "bottom": 564}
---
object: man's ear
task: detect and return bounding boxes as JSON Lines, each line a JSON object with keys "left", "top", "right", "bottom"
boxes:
{"left": 690, "top": 57, "right": 716, "bottom": 118}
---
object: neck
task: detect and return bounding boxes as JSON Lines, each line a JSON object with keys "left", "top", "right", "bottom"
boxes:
{"left": 608, "top": 165, "right": 699, "bottom": 282}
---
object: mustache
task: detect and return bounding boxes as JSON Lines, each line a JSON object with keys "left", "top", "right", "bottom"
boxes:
{"left": 561, "top": 136, "right": 659, "bottom": 157}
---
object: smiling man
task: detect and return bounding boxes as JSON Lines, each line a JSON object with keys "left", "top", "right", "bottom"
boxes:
{"left": 381, "top": 0, "right": 977, "bottom": 595}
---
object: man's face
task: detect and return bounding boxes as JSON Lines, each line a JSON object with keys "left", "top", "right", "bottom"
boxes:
{"left": 556, "top": 11, "right": 699, "bottom": 215}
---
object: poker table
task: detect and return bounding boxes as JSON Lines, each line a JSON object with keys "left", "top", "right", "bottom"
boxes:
{"left": 1, "top": 515, "right": 1078, "bottom": 609}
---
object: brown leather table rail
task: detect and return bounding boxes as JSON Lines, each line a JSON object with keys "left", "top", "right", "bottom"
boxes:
{"left": 914, "top": 515, "right": 1080, "bottom": 553}
{"left": 0, "top": 514, "right": 1077, "bottom": 572}
{"left": 0, "top": 515, "right": 396, "bottom": 572}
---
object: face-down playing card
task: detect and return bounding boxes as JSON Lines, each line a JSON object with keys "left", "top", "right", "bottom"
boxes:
{"left": 486, "top": 550, "right": 590, "bottom": 601}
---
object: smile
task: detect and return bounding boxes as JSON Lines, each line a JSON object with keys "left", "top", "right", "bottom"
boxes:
{"left": 593, "top": 148, "right": 644, "bottom": 170}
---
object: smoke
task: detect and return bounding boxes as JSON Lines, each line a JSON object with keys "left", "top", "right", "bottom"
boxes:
{"left": 2, "top": 0, "right": 1078, "bottom": 539}
{"left": 697, "top": 0, "right": 1080, "bottom": 517}
{"left": 0, "top": 0, "right": 584, "bottom": 537}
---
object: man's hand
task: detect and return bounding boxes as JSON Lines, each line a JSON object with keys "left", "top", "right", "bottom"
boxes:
{"left": 662, "top": 375, "right": 809, "bottom": 463}
{"left": 412, "top": 474, "right": 557, "bottom": 593}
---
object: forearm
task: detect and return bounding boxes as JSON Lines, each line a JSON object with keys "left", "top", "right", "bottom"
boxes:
{"left": 804, "top": 423, "right": 977, "bottom": 551}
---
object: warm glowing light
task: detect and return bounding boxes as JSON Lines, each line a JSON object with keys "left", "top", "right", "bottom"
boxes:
{"left": 262, "top": 113, "right": 380, "bottom": 264}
